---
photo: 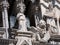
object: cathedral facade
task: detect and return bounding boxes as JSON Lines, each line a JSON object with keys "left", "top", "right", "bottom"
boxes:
{"left": 0, "top": 0, "right": 60, "bottom": 45}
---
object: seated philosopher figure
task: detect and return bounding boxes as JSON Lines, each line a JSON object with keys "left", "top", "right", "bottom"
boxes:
{"left": 33, "top": 20, "right": 51, "bottom": 42}
{"left": 35, "top": 19, "right": 51, "bottom": 42}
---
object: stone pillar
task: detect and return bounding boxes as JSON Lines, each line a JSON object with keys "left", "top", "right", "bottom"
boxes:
{"left": 2, "top": 10, "right": 5, "bottom": 27}
{"left": 1, "top": 0, "right": 9, "bottom": 39}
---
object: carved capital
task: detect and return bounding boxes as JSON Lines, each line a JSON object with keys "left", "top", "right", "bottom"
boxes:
{"left": 1, "top": 0, "right": 9, "bottom": 8}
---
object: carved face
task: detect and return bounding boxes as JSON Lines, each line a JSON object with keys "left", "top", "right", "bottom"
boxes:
{"left": 38, "top": 20, "right": 46, "bottom": 34}
{"left": 39, "top": 20, "right": 46, "bottom": 29}
{"left": 17, "top": 2, "right": 26, "bottom": 13}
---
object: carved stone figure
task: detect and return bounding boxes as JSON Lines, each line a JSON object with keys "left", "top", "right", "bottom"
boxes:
{"left": 30, "top": 19, "right": 51, "bottom": 42}
{"left": 17, "top": 13, "right": 27, "bottom": 31}
{"left": 17, "top": 2, "right": 27, "bottom": 31}
{"left": 36, "top": 19, "right": 51, "bottom": 42}
{"left": 16, "top": 1, "right": 33, "bottom": 45}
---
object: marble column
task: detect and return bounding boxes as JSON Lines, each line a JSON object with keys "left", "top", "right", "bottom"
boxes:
{"left": 1, "top": 0, "right": 9, "bottom": 39}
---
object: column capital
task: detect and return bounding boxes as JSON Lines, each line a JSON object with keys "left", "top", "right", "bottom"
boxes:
{"left": 1, "top": 0, "right": 9, "bottom": 8}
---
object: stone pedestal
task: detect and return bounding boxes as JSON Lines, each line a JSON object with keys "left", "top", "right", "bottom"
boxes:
{"left": 13, "top": 29, "right": 33, "bottom": 45}
{"left": 16, "top": 31, "right": 33, "bottom": 45}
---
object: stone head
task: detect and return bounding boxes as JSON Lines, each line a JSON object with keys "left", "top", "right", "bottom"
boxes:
{"left": 38, "top": 19, "right": 46, "bottom": 29}
{"left": 38, "top": 19, "right": 46, "bottom": 34}
{"left": 17, "top": 2, "right": 26, "bottom": 13}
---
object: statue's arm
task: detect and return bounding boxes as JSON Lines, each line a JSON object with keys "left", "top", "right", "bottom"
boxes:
{"left": 42, "top": 31, "right": 51, "bottom": 42}
{"left": 37, "top": 31, "right": 51, "bottom": 42}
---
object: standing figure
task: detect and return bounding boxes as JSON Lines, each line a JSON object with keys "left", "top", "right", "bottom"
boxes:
{"left": 16, "top": 1, "right": 27, "bottom": 31}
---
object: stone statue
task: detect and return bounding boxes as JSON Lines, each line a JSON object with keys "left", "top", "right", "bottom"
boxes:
{"left": 16, "top": 1, "right": 32, "bottom": 45}
{"left": 17, "top": 2, "right": 27, "bottom": 31}
{"left": 30, "top": 19, "right": 51, "bottom": 42}
{"left": 36, "top": 19, "right": 51, "bottom": 42}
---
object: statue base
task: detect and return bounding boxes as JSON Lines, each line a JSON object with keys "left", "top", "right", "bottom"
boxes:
{"left": 12, "top": 29, "right": 33, "bottom": 45}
